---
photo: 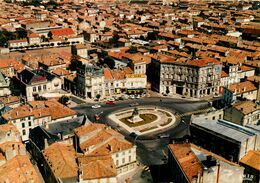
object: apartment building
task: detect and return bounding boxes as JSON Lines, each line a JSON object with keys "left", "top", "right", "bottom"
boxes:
{"left": 74, "top": 123, "right": 137, "bottom": 177}
{"left": 152, "top": 57, "right": 222, "bottom": 98}
{"left": 222, "top": 81, "right": 258, "bottom": 105}
{"left": 76, "top": 59, "right": 105, "bottom": 99}
{"left": 1, "top": 100, "right": 76, "bottom": 141}
{"left": 39, "top": 123, "right": 137, "bottom": 183}
{"left": 224, "top": 100, "right": 260, "bottom": 126}
{"left": 18, "top": 69, "right": 62, "bottom": 101}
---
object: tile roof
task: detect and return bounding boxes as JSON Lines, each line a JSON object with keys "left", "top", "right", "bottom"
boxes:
{"left": 43, "top": 142, "right": 78, "bottom": 179}
{"left": 0, "top": 155, "right": 42, "bottom": 183}
{"left": 0, "top": 123, "right": 19, "bottom": 134}
{"left": 103, "top": 68, "right": 113, "bottom": 80}
{"left": 233, "top": 101, "right": 259, "bottom": 115}
{"left": 0, "top": 96, "right": 19, "bottom": 106}
{"left": 240, "top": 150, "right": 260, "bottom": 171}
{"left": 77, "top": 155, "right": 117, "bottom": 180}
{"left": 227, "top": 81, "right": 257, "bottom": 94}
{"left": 2, "top": 100, "right": 76, "bottom": 121}
{"left": 50, "top": 28, "right": 75, "bottom": 37}
{"left": 168, "top": 143, "right": 202, "bottom": 182}
{"left": 186, "top": 57, "right": 220, "bottom": 67}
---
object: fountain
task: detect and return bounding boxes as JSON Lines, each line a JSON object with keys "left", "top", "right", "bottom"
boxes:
{"left": 127, "top": 107, "right": 143, "bottom": 123}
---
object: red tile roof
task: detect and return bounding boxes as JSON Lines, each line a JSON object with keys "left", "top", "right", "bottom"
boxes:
{"left": 168, "top": 144, "right": 203, "bottom": 182}
{"left": 51, "top": 28, "right": 75, "bottom": 37}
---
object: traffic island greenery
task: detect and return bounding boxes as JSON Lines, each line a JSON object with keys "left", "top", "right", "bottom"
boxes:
{"left": 120, "top": 113, "right": 157, "bottom": 127}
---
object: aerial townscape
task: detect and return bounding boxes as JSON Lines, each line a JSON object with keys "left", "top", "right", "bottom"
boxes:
{"left": 0, "top": 0, "right": 259, "bottom": 182}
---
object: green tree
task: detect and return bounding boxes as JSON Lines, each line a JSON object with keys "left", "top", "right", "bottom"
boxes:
{"left": 104, "top": 56, "right": 115, "bottom": 69}
{"left": 96, "top": 94, "right": 101, "bottom": 100}
{"left": 58, "top": 95, "right": 70, "bottom": 105}
{"left": 15, "top": 28, "right": 27, "bottom": 39}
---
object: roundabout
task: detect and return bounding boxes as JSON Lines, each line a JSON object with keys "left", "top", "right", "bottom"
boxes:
{"left": 108, "top": 106, "right": 176, "bottom": 135}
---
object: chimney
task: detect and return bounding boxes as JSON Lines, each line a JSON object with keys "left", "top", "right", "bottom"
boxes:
{"left": 78, "top": 168, "right": 83, "bottom": 182}
{"left": 44, "top": 138, "right": 48, "bottom": 149}
{"left": 108, "top": 144, "right": 113, "bottom": 152}
{"left": 16, "top": 111, "right": 19, "bottom": 116}
{"left": 45, "top": 121, "right": 49, "bottom": 129}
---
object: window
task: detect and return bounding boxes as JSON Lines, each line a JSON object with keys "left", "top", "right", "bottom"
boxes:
{"left": 33, "top": 87, "right": 36, "bottom": 92}
{"left": 129, "top": 156, "right": 131, "bottom": 162}
{"left": 29, "top": 122, "right": 31, "bottom": 127}
{"left": 129, "top": 150, "right": 131, "bottom": 153}
{"left": 38, "top": 85, "right": 41, "bottom": 91}
{"left": 122, "top": 152, "right": 125, "bottom": 155}
{"left": 116, "top": 153, "right": 119, "bottom": 157}
{"left": 122, "top": 158, "right": 125, "bottom": 164}
{"left": 43, "top": 85, "right": 47, "bottom": 90}
{"left": 116, "top": 160, "right": 119, "bottom": 166}
{"left": 22, "top": 123, "right": 25, "bottom": 128}
{"left": 22, "top": 130, "right": 26, "bottom": 135}
{"left": 28, "top": 116, "right": 31, "bottom": 120}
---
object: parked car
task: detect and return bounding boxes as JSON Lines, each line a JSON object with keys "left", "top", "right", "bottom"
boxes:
{"left": 129, "top": 95, "right": 135, "bottom": 99}
{"left": 106, "top": 101, "right": 115, "bottom": 105}
{"left": 108, "top": 98, "right": 115, "bottom": 102}
{"left": 158, "top": 134, "right": 170, "bottom": 138}
{"left": 135, "top": 95, "right": 140, "bottom": 99}
{"left": 91, "top": 104, "right": 101, "bottom": 109}
{"left": 129, "top": 102, "right": 139, "bottom": 107}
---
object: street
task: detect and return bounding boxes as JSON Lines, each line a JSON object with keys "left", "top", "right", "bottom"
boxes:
{"left": 73, "top": 97, "right": 209, "bottom": 166}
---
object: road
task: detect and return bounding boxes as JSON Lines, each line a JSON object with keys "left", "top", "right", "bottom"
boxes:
{"left": 72, "top": 97, "right": 209, "bottom": 165}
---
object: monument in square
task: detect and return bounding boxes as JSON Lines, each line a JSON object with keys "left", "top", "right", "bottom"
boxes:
{"left": 128, "top": 107, "right": 143, "bottom": 123}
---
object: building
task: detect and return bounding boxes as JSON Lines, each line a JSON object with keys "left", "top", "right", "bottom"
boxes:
{"left": 0, "top": 123, "right": 42, "bottom": 183}
{"left": 1, "top": 100, "right": 77, "bottom": 141}
{"left": 222, "top": 81, "right": 258, "bottom": 105}
{"left": 151, "top": 57, "right": 222, "bottom": 98}
{"left": 168, "top": 143, "right": 244, "bottom": 183}
{"left": 74, "top": 123, "right": 137, "bottom": 177}
{"left": 18, "top": 69, "right": 62, "bottom": 101}
{"left": 239, "top": 150, "right": 260, "bottom": 183}
{"left": 190, "top": 119, "right": 260, "bottom": 163}
{"left": 34, "top": 122, "right": 137, "bottom": 183}
{"left": 27, "top": 33, "right": 41, "bottom": 45}
{"left": 76, "top": 59, "right": 104, "bottom": 99}
{"left": 8, "top": 39, "right": 28, "bottom": 48}
{"left": 224, "top": 100, "right": 260, "bottom": 126}
{"left": 0, "top": 71, "right": 11, "bottom": 97}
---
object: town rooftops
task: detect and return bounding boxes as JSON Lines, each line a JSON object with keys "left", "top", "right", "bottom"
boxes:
{"left": 240, "top": 150, "right": 260, "bottom": 171}
{"left": 2, "top": 100, "right": 76, "bottom": 121}
{"left": 0, "top": 123, "right": 19, "bottom": 134}
{"left": 233, "top": 101, "right": 259, "bottom": 115}
{"left": 77, "top": 155, "right": 117, "bottom": 180}
{"left": 43, "top": 143, "right": 78, "bottom": 180}
{"left": 168, "top": 143, "right": 203, "bottom": 182}
{"left": 50, "top": 28, "right": 75, "bottom": 37}
{"left": 227, "top": 81, "right": 257, "bottom": 94}
{"left": 185, "top": 57, "right": 221, "bottom": 67}
{"left": 0, "top": 155, "right": 42, "bottom": 183}
{"left": 191, "top": 119, "right": 259, "bottom": 143}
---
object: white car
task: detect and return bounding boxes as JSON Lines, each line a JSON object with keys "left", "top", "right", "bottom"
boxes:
{"left": 91, "top": 104, "right": 101, "bottom": 109}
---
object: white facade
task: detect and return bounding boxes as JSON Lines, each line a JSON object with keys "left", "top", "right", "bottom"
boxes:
{"left": 26, "top": 77, "right": 62, "bottom": 101}
{"left": 111, "top": 146, "right": 137, "bottom": 176}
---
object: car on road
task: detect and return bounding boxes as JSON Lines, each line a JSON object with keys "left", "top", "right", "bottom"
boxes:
{"left": 129, "top": 102, "right": 139, "bottom": 107}
{"left": 108, "top": 98, "right": 115, "bottom": 102}
{"left": 106, "top": 101, "right": 115, "bottom": 105}
{"left": 158, "top": 134, "right": 170, "bottom": 138}
{"left": 129, "top": 95, "right": 135, "bottom": 99}
{"left": 91, "top": 104, "right": 101, "bottom": 109}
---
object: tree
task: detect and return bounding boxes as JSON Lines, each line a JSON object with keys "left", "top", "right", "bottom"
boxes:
{"left": 58, "top": 95, "right": 70, "bottom": 105}
{"left": 96, "top": 94, "right": 101, "bottom": 100}
{"left": 15, "top": 28, "right": 27, "bottom": 39}
{"left": 104, "top": 56, "right": 115, "bottom": 69}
